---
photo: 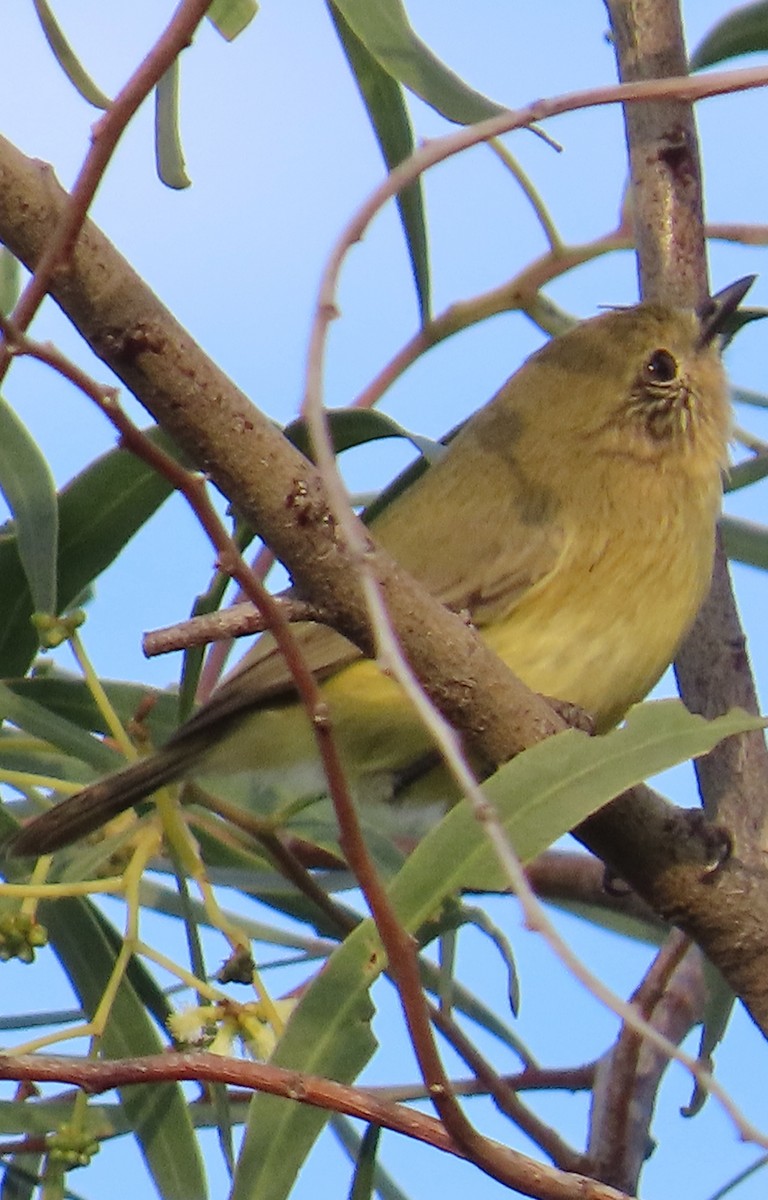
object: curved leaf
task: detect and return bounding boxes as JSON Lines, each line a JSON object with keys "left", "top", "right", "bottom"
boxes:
{"left": 207, "top": 0, "right": 259, "bottom": 41}
{"left": 284, "top": 408, "right": 444, "bottom": 464}
{"left": 330, "top": 0, "right": 506, "bottom": 124}
{"left": 0, "top": 397, "right": 58, "bottom": 615}
{"left": 4, "top": 674, "right": 178, "bottom": 745}
{"left": 328, "top": 1, "right": 430, "bottom": 322}
{"left": 691, "top": 2, "right": 768, "bottom": 69}
{"left": 0, "top": 428, "right": 178, "bottom": 677}
{"left": 155, "top": 62, "right": 191, "bottom": 190}
{"left": 31, "top": 0, "right": 111, "bottom": 108}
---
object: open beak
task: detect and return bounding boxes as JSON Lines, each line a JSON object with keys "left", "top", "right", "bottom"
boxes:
{"left": 697, "top": 276, "right": 756, "bottom": 346}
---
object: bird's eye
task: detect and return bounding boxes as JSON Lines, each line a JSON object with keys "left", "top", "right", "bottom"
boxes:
{"left": 643, "top": 349, "right": 678, "bottom": 383}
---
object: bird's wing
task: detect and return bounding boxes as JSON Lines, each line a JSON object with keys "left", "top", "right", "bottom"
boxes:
{"left": 201, "top": 433, "right": 567, "bottom": 718}
{"left": 177, "top": 622, "right": 361, "bottom": 740}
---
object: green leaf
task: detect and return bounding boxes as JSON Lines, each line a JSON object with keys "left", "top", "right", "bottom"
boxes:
{"left": 459, "top": 904, "right": 519, "bottom": 1014}
{"left": 329, "top": 0, "right": 506, "bottom": 124}
{"left": 5, "top": 674, "right": 179, "bottom": 745}
{"left": 691, "top": 1, "right": 768, "bottom": 69}
{"left": 732, "top": 385, "right": 768, "bottom": 409}
{"left": 207, "top": 0, "right": 259, "bottom": 40}
{"left": 684, "top": 962, "right": 734, "bottom": 1118}
{"left": 155, "top": 61, "right": 191, "bottom": 190}
{"left": 230, "top": 941, "right": 377, "bottom": 1200}
{"left": 284, "top": 408, "right": 444, "bottom": 465}
{"left": 0, "top": 1152, "right": 44, "bottom": 1200}
{"left": 724, "top": 455, "right": 768, "bottom": 492}
{"left": 0, "top": 803, "right": 205, "bottom": 1198}
{"left": 0, "top": 249, "right": 21, "bottom": 316}
{"left": 31, "top": 0, "right": 111, "bottom": 108}
{"left": 0, "top": 427, "right": 177, "bottom": 677}
{"left": 720, "top": 514, "right": 768, "bottom": 570}
{"left": 331, "top": 1117, "right": 411, "bottom": 1200}
{"left": 348, "top": 1123, "right": 381, "bottom": 1200}
{"left": 410, "top": 702, "right": 765, "bottom": 897}
{"left": 0, "top": 681, "right": 120, "bottom": 775}
{"left": 40, "top": 898, "right": 208, "bottom": 1200}
{"left": 328, "top": 2, "right": 430, "bottom": 322}
{"left": 0, "top": 397, "right": 58, "bottom": 615}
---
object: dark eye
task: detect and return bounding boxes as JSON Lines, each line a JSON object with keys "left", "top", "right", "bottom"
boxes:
{"left": 643, "top": 349, "right": 678, "bottom": 383}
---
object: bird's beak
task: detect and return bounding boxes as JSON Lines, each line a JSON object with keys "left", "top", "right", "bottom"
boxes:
{"left": 697, "top": 275, "right": 756, "bottom": 346}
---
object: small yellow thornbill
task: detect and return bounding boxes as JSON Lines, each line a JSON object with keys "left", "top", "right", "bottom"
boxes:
{"left": 9, "top": 278, "right": 754, "bottom": 855}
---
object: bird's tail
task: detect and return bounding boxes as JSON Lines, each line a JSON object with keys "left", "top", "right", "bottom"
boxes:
{"left": 8, "top": 740, "right": 197, "bottom": 856}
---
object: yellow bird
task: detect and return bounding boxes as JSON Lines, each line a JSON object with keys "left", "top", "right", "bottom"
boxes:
{"left": 10, "top": 278, "right": 753, "bottom": 856}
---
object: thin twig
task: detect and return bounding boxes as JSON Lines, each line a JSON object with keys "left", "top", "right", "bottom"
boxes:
{"left": 0, "top": 1054, "right": 633, "bottom": 1200}
{"left": 142, "top": 593, "right": 328, "bottom": 658}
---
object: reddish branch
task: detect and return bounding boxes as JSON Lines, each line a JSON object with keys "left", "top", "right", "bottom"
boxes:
{"left": 0, "top": 1054, "right": 632, "bottom": 1200}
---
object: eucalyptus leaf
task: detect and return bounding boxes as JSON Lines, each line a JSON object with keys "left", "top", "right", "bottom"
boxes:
{"left": 330, "top": 0, "right": 506, "bottom": 123}
{"left": 155, "top": 61, "right": 191, "bottom": 190}
{"left": 40, "top": 898, "right": 207, "bottom": 1200}
{"left": 0, "top": 397, "right": 58, "bottom": 616}
{"left": 691, "top": 1, "right": 768, "bottom": 69}
{"left": 31, "top": 0, "right": 110, "bottom": 108}
{"left": 720, "top": 514, "right": 768, "bottom": 570}
{"left": 207, "top": 0, "right": 259, "bottom": 40}
{"left": 284, "top": 408, "right": 444, "bottom": 465}
{"left": 0, "top": 249, "right": 20, "bottom": 316}
{"left": 0, "top": 427, "right": 177, "bottom": 677}
{"left": 328, "top": 1, "right": 430, "bottom": 321}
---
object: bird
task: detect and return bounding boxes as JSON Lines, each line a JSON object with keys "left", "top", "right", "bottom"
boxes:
{"left": 8, "top": 276, "right": 753, "bottom": 857}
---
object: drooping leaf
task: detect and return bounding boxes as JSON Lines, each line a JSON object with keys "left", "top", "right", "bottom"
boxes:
{"left": 329, "top": 0, "right": 506, "bottom": 123}
{"left": 0, "top": 682, "right": 120, "bottom": 775}
{"left": 31, "top": 0, "right": 111, "bottom": 108}
{"left": 284, "top": 408, "right": 444, "bottom": 465}
{"left": 0, "top": 397, "right": 58, "bottom": 615}
{"left": 348, "top": 1123, "right": 382, "bottom": 1200}
{"left": 0, "top": 427, "right": 178, "bottom": 677}
{"left": 4, "top": 674, "right": 179, "bottom": 745}
{"left": 328, "top": 1, "right": 430, "bottom": 321}
{"left": 691, "top": 1, "right": 768, "bottom": 69}
{"left": 155, "top": 61, "right": 191, "bottom": 190}
{"left": 207, "top": 0, "right": 259, "bottom": 40}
